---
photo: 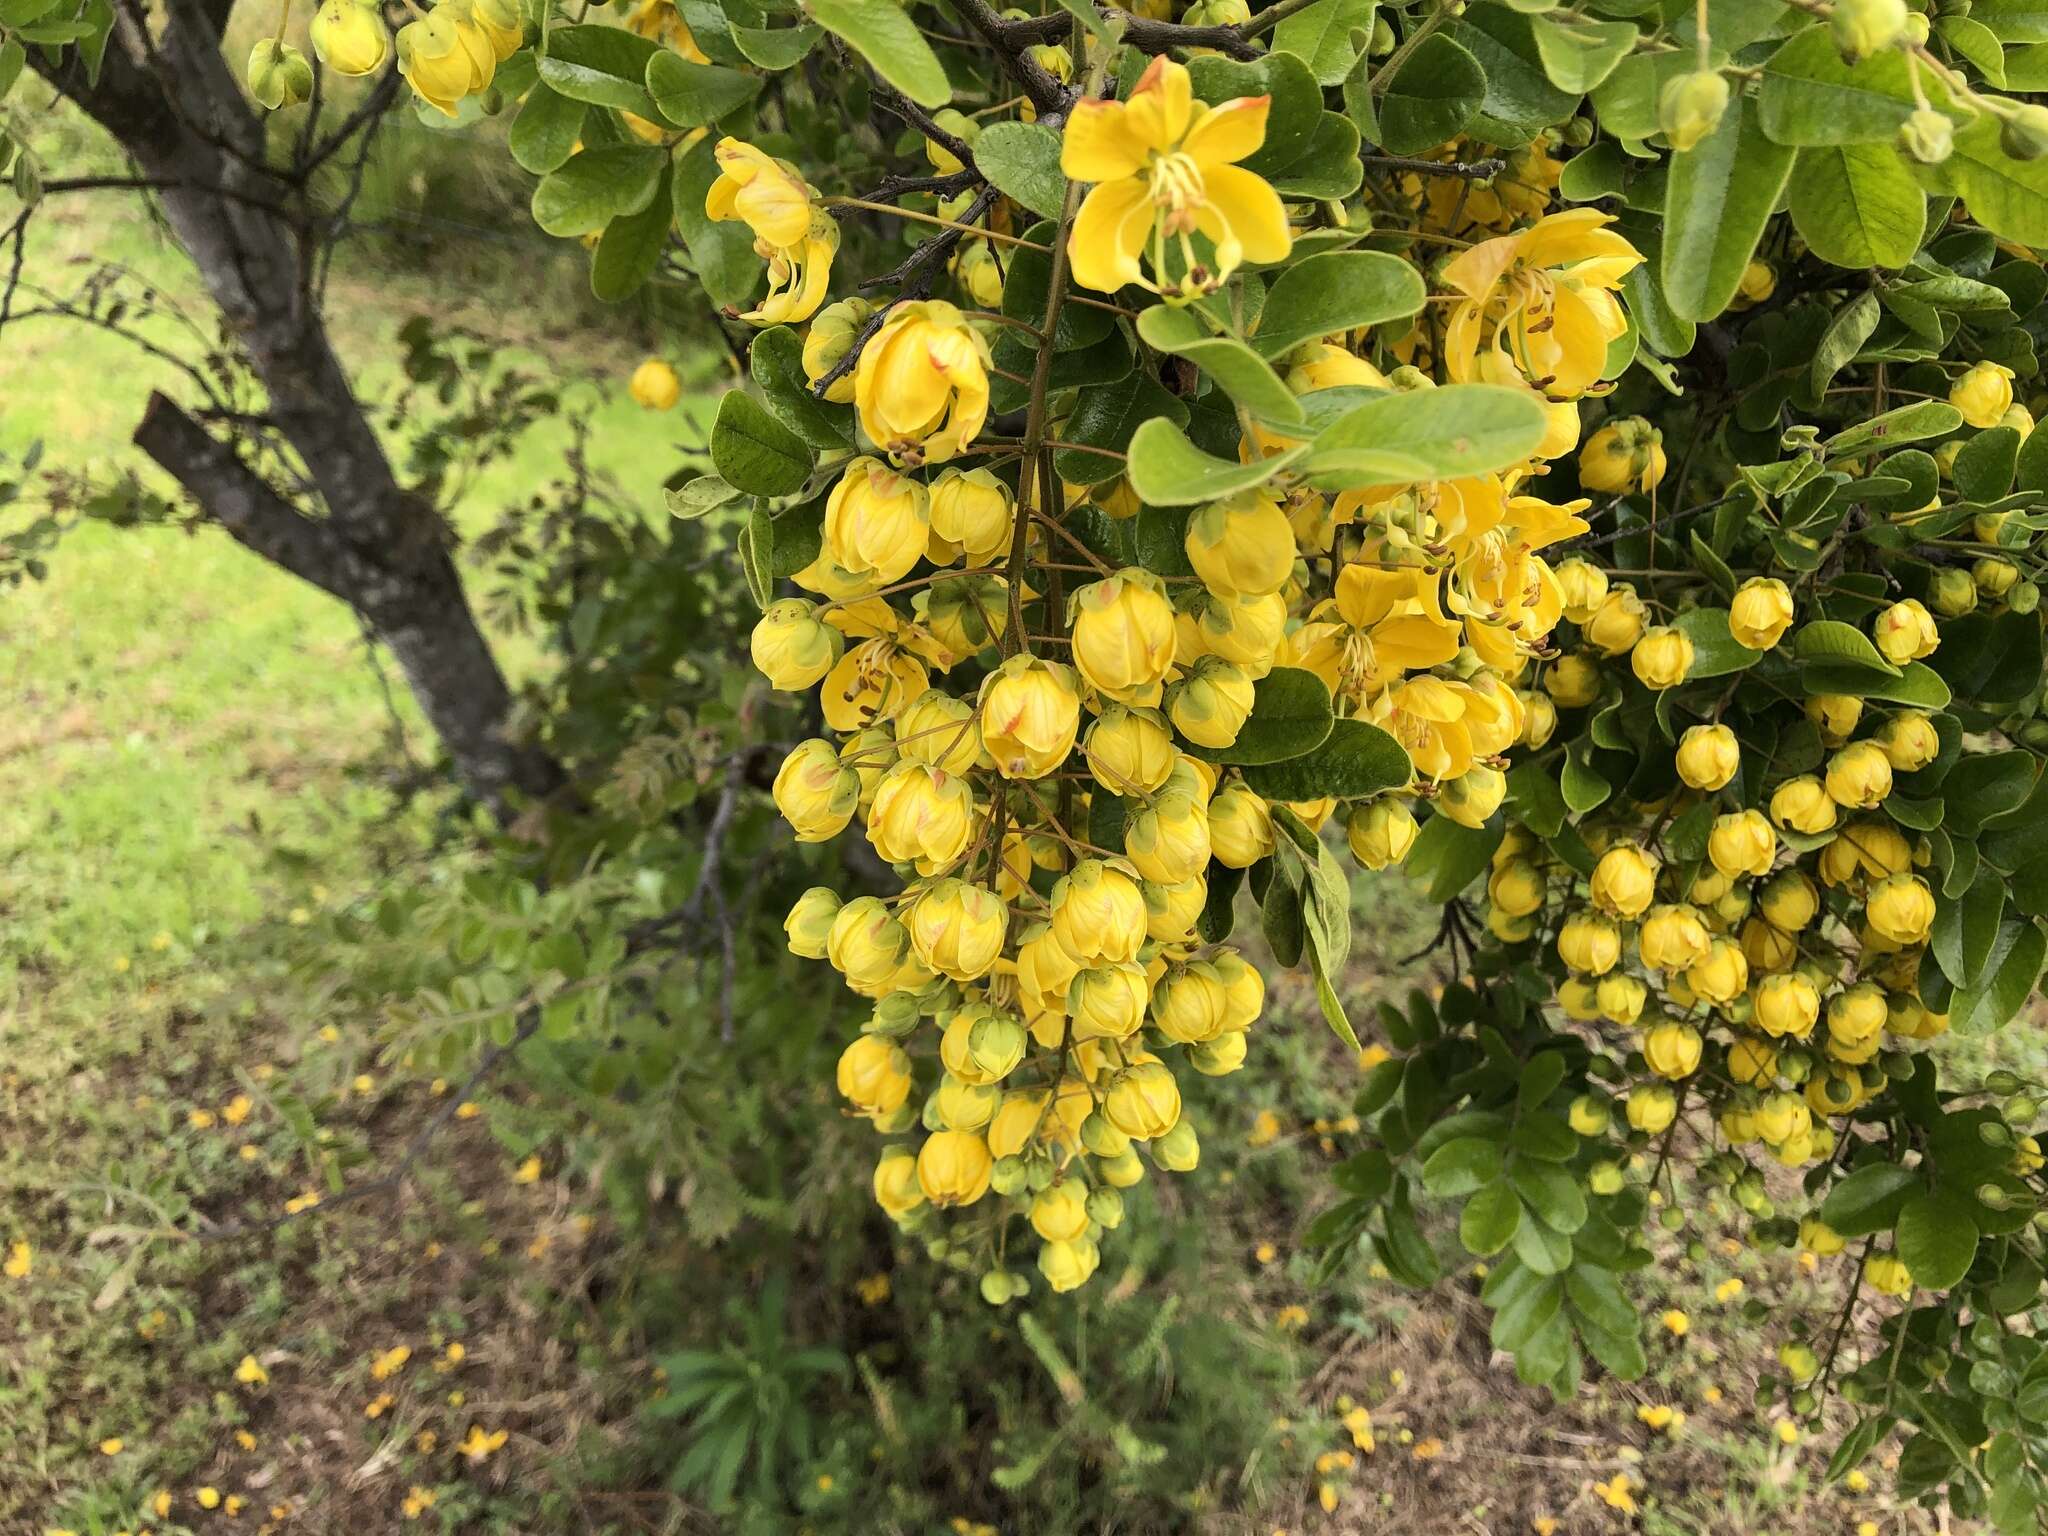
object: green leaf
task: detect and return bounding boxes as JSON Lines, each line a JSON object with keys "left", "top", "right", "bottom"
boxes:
{"left": 536, "top": 24, "right": 662, "bottom": 117}
{"left": 1273, "top": 0, "right": 1374, "bottom": 86}
{"left": 730, "top": 20, "right": 820, "bottom": 67}
{"left": 1792, "top": 618, "right": 1899, "bottom": 675}
{"left": 971, "top": 121, "right": 1066, "bottom": 220}
{"left": 738, "top": 507, "right": 773, "bottom": 609}
{"left": 750, "top": 327, "right": 852, "bottom": 449}
{"left": 1759, "top": 23, "right": 1941, "bottom": 145}
{"left": 1055, "top": 377, "right": 1189, "bottom": 486}
{"left": 590, "top": 165, "right": 674, "bottom": 301}
{"left": 1933, "top": 873, "right": 2007, "bottom": 988}
{"left": 508, "top": 83, "right": 588, "bottom": 175}
{"left": 1301, "top": 384, "right": 1548, "bottom": 489}
{"left": 1510, "top": 1162, "right": 1587, "bottom": 1235}
{"left": 1180, "top": 667, "right": 1335, "bottom": 765}
{"left": 1528, "top": 14, "right": 1638, "bottom": 93}
{"left": 1926, "top": 608, "right": 2045, "bottom": 708}
{"left": 1264, "top": 110, "right": 1365, "bottom": 200}
{"left": 1823, "top": 398, "right": 1964, "bottom": 458}
{"left": 1787, "top": 144, "right": 1928, "bottom": 270}
{"left": 1507, "top": 762, "right": 1568, "bottom": 838}
{"left": 1811, "top": 290, "right": 1881, "bottom": 399}
{"left": 1460, "top": 1182, "right": 1523, "bottom": 1257}
{"left": 1895, "top": 1194, "right": 1979, "bottom": 1291}
{"left": 1240, "top": 719, "right": 1412, "bottom": 801}
{"left": 1950, "top": 920, "right": 2048, "bottom": 1035}
{"left": 1945, "top": 750, "right": 2040, "bottom": 837}
{"left": 808, "top": 0, "right": 951, "bottom": 107}
{"left": 1375, "top": 33, "right": 1486, "bottom": 156}
{"left": 1126, "top": 418, "right": 1300, "bottom": 507}
{"left": 0, "top": 40, "right": 24, "bottom": 103}
{"left": 1136, "top": 306, "right": 1304, "bottom": 426}
{"left": 645, "top": 52, "right": 763, "bottom": 127}
{"left": 1819, "top": 1162, "right": 1918, "bottom": 1237}
{"left": 1450, "top": 5, "right": 1581, "bottom": 147}
{"left": 710, "top": 390, "right": 811, "bottom": 497}
{"left": 1971, "top": 0, "right": 2048, "bottom": 41}
{"left": 1673, "top": 606, "right": 1764, "bottom": 679}
{"left": 1941, "top": 115, "right": 2048, "bottom": 247}
{"left": 1308, "top": 946, "right": 1361, "bottom": 1052}
{"left": 1404, "top": 814, "right": 1503, "bottom": 903}
{"left": 1662, "top": 94, "right": 1797, "bottom": 322}
{"left": 531, "top": 145, "right": 666, "bottom": 239}
{"left": 1422, "top": 1137, "right": 1505, "bottom": 1197}
{"left": 1250, "top": 251, "right": 1427, "bottom": 359}
{"left": 673, "top": 137, "right": 762, "bottom": 312}
{"left": 1953, "top": 426, "right": 2022, "bottom": 503}
{"left": 1561, "top": 747, "right": 1610, "bottom": 814}
{"left": 1193, "top": 52, "right": 1326, "bottom": 174}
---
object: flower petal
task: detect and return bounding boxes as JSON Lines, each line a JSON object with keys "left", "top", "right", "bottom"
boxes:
{"left": 1122, "top": 55, "right": 1194, "bottom": 153}
{"left": 1061, "top": 99, "right": 1148, "bottom": 183}
{"left": 1200, "top": 163, "right": 1291, "bottom": 265}
{"left": 1183, "top": 95, "right": 1270, "bottom": 168}
{"left": 1067, "top": 179, "right": 1153, "bottom": 295}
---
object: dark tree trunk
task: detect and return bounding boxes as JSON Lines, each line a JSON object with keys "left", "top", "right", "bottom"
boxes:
{"left": 31, "top": 0, "right": 565, "bottom": 819}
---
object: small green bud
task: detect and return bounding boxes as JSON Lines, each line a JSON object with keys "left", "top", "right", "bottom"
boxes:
{"left": 1086, "top": 1186, "right": 1125, "bottom": 1229}
{"left": 990, "top": 1155, "right": 1029, "bottom": 1197}
{"left": 2012, "top": 580, "right": 2041, "bottom": 615}
{"left": 1832, "top": 0, "right": 1909, "bottom": 62}
{"left": 1658, "top": 69, "right": 1730, "bottom": 153}
{"left": 2000, "top": 103, "right": 2048, "bottom": 162}
{"left": 1899, "top": 107, "right": 1955, "bottom": 164}
{"left": 981, "top": 1270, "right": 1016, "bottom": 1305}
{"left": 2010, "top": 1094, "right": 2040, "bottom": 1122}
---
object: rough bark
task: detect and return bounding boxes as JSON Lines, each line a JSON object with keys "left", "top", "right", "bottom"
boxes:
{"left": 31, "top": 0, "right": 565, "bottom": 819}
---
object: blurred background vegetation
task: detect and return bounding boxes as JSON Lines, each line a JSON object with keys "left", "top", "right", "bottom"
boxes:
{"left": 2, "top": 73, "right": 2038, "bottom": 1536}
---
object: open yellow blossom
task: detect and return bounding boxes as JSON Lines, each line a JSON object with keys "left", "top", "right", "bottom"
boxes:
{"left": 1442, "top": 210, "right": 1642, "bottom": 400}
{"left": 234, "top": 1354, "right": 269, "bottom": 1386}
{"left": 458, "top": 1424, "right": 509, "bottom": 1461}
{"left": 1060, "top": 56, "right": 1290, "bottom": 300}
{"left": 853, "top": 300, "right": 991, "bottom": 466}
{"left": 704, "top": 138, "right": 837, "bottom": 326}
{"left": 4, "top": 1239, "right": 29, "bottom": 1279}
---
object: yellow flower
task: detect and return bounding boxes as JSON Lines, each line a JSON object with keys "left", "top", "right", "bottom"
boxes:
{"left": 629, "top": 358, "right": 681, "bottom": 411}
{"left": 1060, "top": 56, "right": 1291, "bottom": 300}
{"left": 365, "top": 1391, "right": 395, "bottom": 1418}
{"left": 1578, "top": 416, "right": 1666, "bottom": 493}
{"left": 836, "top": 1035, "right": 913, "bottom": 1119}
{"left": 310, "top": 0, "right": 392, "bottom": 75}
{"left": 395, "top": 3, "right": 495, "bottom": 118}
{"left": 1443, "top": 210, "right": 1642, "bottom": 401}
{"left": 1951, "top": 360, "right": 2016, "bottom": 428}
{"left": 916, "top": 1129, "right": 993, "bottom": 1206}
{"left": 403, "top": 1486, "right": 438, "bottom": 1519}
{"left": 99, "top": 1436, "right": 124, "bottom": 1455}
{"left": 1729, "top": 577, "right": 1795, "bottom": 650}
{"left": 197, "top": 1487, "right": 223, "bottom": 1510}
{"left": 978, "top": 654, "right": 1081, "bottom": 779}
{"left": 1594, "top": 1472, "right": 1638, "bottom": 1515}
{"left": 234, "top": 1354, "right": 269, "bottom": 1387}
{"left": 1660, "top": 1308, "right": 1688, "bottom": 1337}
{"left": 457, "top": 1424, "right": 509, "bottom": 1462}
{"left": 4, "top": 1239, "right": 30, "bottom": 1279}
{"left": 1867, "top": 872, "right": 1935, "bottom": 944}
{"left": 1874, "top": 597, "right": 1939, "bottom": 665}
{"left": 853, "top": 300, "right": 991, "bottom": 466}
{"left": 512, "top": 1155, "right": 542, "bottom": 1185}
{"left": 1631, "top": 625, "right": 1693, "bottom": 690}
{"left": 706, "top": 137, "right": 813, "bottom": 248}
{"left": 371, "top": 1344, "right": 413, "bottom": 1380}
{"left": 1071, "top": 568, "right": 1177, "bottom": 703}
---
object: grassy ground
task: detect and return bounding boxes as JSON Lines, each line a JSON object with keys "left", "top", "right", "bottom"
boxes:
{"left": 0, "top": 87, "right": 2013, "bottom": 1536}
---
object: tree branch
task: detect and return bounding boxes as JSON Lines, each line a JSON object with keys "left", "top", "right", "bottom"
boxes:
{"left": 132, "top": 392, "right": 353, "bottom": 602}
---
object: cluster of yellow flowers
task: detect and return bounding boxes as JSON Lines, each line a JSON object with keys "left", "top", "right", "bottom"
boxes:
{"left": 735, "top": 57, "right": 1657, "bottom": 1295}
{"left": 298, "top": 0, "right": 516, "bottom": 114}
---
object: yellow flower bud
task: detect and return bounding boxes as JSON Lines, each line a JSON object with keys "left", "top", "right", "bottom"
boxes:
{"left": 1568, "top": 1094, "right": 1610, "bottom": 1136}
{"left": 1050, "top": 859, "right": 1148, "bottom": 964}
{"left": 1875, "top": 711, "right": 1941, "bottom": 771}
{"left": 1740, "top": 915, "right": 1799, "bottom": 974}
{"left": 1105, "top": 1059, "right": 1182, "bottom": 1141}
{"left": 1831, "top": 0, "right": 1907, "bottom": 61}
{"left": 1596, "top": 972, "right": 1646, "bottom": 1025}
{"left": 854, "top": 300, "right": 992, "bottom": 466}
{"left": 1555, "top": 558, "right": 1609, "bottom": 624}
{"left": 1828, "top": 981, "right": 1889, "bottom": 1045}
{"left": 926, "top": 467, "right": 1014, "bottom": 566}
{"left": 1930, "top": 567, "right": 1978, "bottom": 618}
{"left": 1559, "top": 975, "right": 1601, "bottom": 1020}
{"left": 1068, "top": 960, "right": 1150, "bottom": 1042}
{"left": 1151, "top": 960, "right": 1231, "bottom": 1044}
{"left": 1347, "top": 798, "right": 1418, "bottom": 870}
{"left": 1190, "top": 1030, "right": 1248, "bottom": 1076}
{"left": 873, "top": 1147, "right": 924, "bottom": 1218}
{"left": 1975, "top": 556, "right": 2021, "bottom": 600}
{"left": 824, "top": 457, "right": 932, "bottom": 589}
{"left": 1806, "top": 693, "right": 1863, "bottom": 745}
{"left": 1873, "top": 598, "right": 1939, "bottom": 666}
{"left": 1626, "top": 1085, "right": 1677, "bottom": 1134}
{"left": 1768, "top": 775, "right": 1836, "bottom": 836}
{"left": 1142, "top": 874, "right": 1208, "bottom": 942}
{"left": 1687, "top": 937, "right": 1750, "bottom": 1005}
{"left": 1437, "top": 764, "right": 1507, "bottom": 829}
{"left": 1865, "top": 1252, "right": 1913, "bottom": 1296}
{"left": 751, "top": 599, "right": 844, "bottom": 691}
{"left": 1644, "top": 1022, "right": 1703, "bottom": 1080}
{"left": 1544, "top": 651, "right": 1603, "bottom": 708}
{"left": 1070, "top": 568, "right": 1176, "bottom": 704}
{"left": 784, "top": 887, "right": 842, "bottom": 958}
{"left": 802, "top": 297, "right": 878, "bottom": 404}
{"left": 1658, "top": 68, "right": 1730, "bottom": 153}
{"left": 1213, "top": 949, "right": 1265, "bottom": 1031}
{"left": 979, "top": 654, "right": 1081, "bottom": 779}
{"left": 1754, "top": 972, "right": 1820, "bottom": 1039}
{"left": 1082, "top": 704, "right": 1177, "bottom": 796}
{"left": 1674, "top": 723, "right": 1740, "bottom": 791}
{"left": 837, "top": 1035, "right": 913, "bottom": 1118}
{"left": 1518, "top": 689, "right": 1559, "bottom": 749}
{"left": 1754, "top": 1090, "right": 1812, "bottom": 1146}
{"left": 1285, "top": 341, "right": 1389, "bottom": 394}
{"left": 916, "top": 1129, "right": 992, "bottom": 1206}
{"left": 1208, "top": 784, "right": 1276, "bottom": 869}
{"left": 1866, "top": 872, "right": 1935, "bottom": 945}
{"left": 1733, "top": 259, "right": 1777, "bottom": 309}
{"left": 1631, "top": 625, "right": 1694, "bottom": 691}
{"left": 1488, "top": 860, "right": 1546, "bottom": 919}
{"left": 906, "top": 878, "right": 1008, "bottom": 982}
{"left": 1728, "top": 577, "right": 1795, "bottom": 651}
{"left": 395, "top": 7, "right": 489, "bottom": 117}
{"left": 1124, "top": 792, "right": 1211, "bottom": 885}
{"left": 1558, "top": 911, "right": 1622, "bottom": 975}
{"left": 940, "top": 1007, "right": 1028, "bottom": 1086}
{"left": 1639, "top": 904, "right": 1712, "bottom": 971}
{"left": 310, "top": 0, "right": 392, "bottom": 76}
{"left": 934, "top": 1073, "right": 999, "bottom": 1131}
{"left": 1169, "top": 656, "right": 1257, "bottom": 748}
{"left": 1030, "top": 1182, "right": 1092, "bottom": 1243}
{"left": 1583, "top": 585, "right": 1648, "bottom": 657}
{"left": 1825, "top": 740, "right": 1893, "bottom": 810}
{"left": 1950, "top": 360, "right": 2016, "bottom": 429}
{"left": 867, "top": 761, "right": 975, "bottom": 873}
{"left": 1799, "top": 1217, "right": 1845, "bottom": 1256}
{"left": 1038, "top": 1236, "right": 1101, "bottom": 1291}
{"left": 1578, "top": 418, "right": 1665, "bottom": 495}
{"left": 774, "top": 739, "right": 861, "bottom": 843}
{"left": 1728, "top": 1033, "right": 1777, "bottom": 1085}
{"left": 1185, "top": 489, "right": 1295, "bottom": 600}
{"left": 1591, "top": 843, "right": 1659, "bottom": 919}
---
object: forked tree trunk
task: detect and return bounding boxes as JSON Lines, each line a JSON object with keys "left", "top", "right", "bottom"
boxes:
{"left": 31, "top": 0, "right": 564, "bottom": 818}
